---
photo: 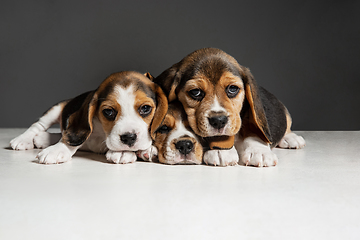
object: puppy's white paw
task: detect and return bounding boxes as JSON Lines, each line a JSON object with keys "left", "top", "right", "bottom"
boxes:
{"left": 10, "top": 133, "right": 35, "bottom": 150}
{"left": 241, "top": 147, "right": 278, "bottom": 167}
{"left": 203, "top": 146, "right": 239, "bottom": 167}
{"left": 237, "top": 136, "right": 278, "bottom": 167}
{"left": 278, "top": 132, "right": 306, "bottom": 149}
{"left": 36, "top": 143, "right": 73, "bottom": 164}
{"left": 136, "top": 145, "right": 158, "bottom": 162}
{"left": 106, "top": 150, "right": 137, "bottom": 164}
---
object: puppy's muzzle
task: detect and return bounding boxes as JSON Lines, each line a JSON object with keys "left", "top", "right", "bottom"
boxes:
{"left": 120, "top": 132, "right": 137, "bottom": 147}
{"left": 208, "top": 115, "right": 228, "bottom": 130}
{"left": 175, "top": 140, "right": 194, "bottom": 155}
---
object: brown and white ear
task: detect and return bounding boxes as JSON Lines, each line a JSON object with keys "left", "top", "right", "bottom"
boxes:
{"left": 144, "top": 72, "right": 154, "bottom": 81}
{"left": 61, "top": 91, "right": 98, "bottom": 146}
{"left": 154, "top": 64, "right": 182, "bottom": 102}
{"left": 241, "top": 67, "right": 271, "bottom": 143}
{"left": 150, "top": 84, "right": 168, "bottom": 140}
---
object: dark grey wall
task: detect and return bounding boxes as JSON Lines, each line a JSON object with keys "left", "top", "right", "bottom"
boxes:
{"left": 1, "top": 0, "right": 359, "bottom": 130}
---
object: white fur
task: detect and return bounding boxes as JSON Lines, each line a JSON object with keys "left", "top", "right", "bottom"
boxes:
{"left": 278, "top": 132, "right": 306, "bottom": 149}
{"left": 105, "top": 85, "right": 152, "bottom": 152}
{"left": 10, "top": 103, "right": 63, "bottom": 150}
{"left": 106, "top": 150, "right": 137, "bottom": 164}
{"left": 210, "top": 97, "right": 227, "bottom": 113}
{"left": 203, "top": 147, "right": 239, "bottom": 166}
{"left": 36, "top": 141, "right": 79, "bottom": 164}
{"left": 168, "top": 120, "right": 196, "bottom": 142}
{"left": 235, "top": 135, "right": 278, "bottom": 167}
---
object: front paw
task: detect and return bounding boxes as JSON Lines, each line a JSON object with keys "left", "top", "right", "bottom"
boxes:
{"left": 240, "top": 147, "right": 278, "bottom": 167}
{"left": 278, "top": 132, "right": 306, "bottom": 149}
{"left": 203, "top": 147, "right": 238, "bottom": 166}
{"left": 106, "top": 150, "right": 137, "bottom": 164}
{"left": 10, "top": 133, "right": 35, "bottom": 150}
{"left": 136, "top": 146, "right": 158, "bottom": 162}
{"left": 36, "top": 143, "right": 72, "bottom": 164}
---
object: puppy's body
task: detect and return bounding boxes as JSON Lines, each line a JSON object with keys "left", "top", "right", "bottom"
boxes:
{"left": 154, "top": 48, "right": 305, "bottom": 167}
{"left": 10, "top": 71, "right": 167, "bottom": 164}
{"left": 152, "top": 101, "right": 203, "bottom": 165}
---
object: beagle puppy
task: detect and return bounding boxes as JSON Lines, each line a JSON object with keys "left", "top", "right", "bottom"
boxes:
{"left": 152, "top": 101, "right": 203, "bottom": 165}
{"left": 10, "top": 71, "right": 167, "bottom": 164}
{"left": 154, "top": 48, "right": 305, "bottom": 167}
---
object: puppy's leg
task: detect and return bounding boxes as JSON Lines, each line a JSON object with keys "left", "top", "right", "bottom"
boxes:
{"left": 235, "top": 136, "right": 278, "bottom": 167}
{"left": 33, "top": 132, "right": 62, "bottom": 149}
{"left": 277, "top": 132, "right": 306, "bottom": 149}
{"left": 36, "top": 141, "right": 80, "bottom": 164}
{"left": 106, "top": 150, "right": 137, "bottom": 164}
{"left": 136, "top": 145, "right": 158, "bottom": 162}
{"left": 10, "top": 102, "right": 65, "bottom": 150}
{"left": 276, "top": 110, "right": 305, "bottom": 149}
{"left": 203, "top": 147, "right": 239, "bottom": 167}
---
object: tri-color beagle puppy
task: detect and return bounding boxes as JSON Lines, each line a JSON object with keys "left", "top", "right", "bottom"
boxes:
{"left": 152, "top": 101, "right": 203, "bottom": 165}
{"left": 10, "top": 71, "right": 167, "bottom": 164}
{"left": 154, "top": 48, "right": 305, "bottom": 167}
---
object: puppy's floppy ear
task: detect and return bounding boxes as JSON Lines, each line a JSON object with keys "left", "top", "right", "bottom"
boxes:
{"left": 154, "top": 64, "right": 182, "bottom": 102}
{"left": 150, "top": 84, "right": 168, "bottom": 139}
{"left": 241, "top": 67, "right": 271, "bottom": 143}
{"left": 61, "top": 91, "right": 98, "bottom": 146}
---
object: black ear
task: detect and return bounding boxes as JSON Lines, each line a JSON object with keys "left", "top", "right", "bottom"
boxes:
{"left": 154, "top": 63, "right": 182, "bottom": 102}
{"left": 61, "top": 91, "right": 98, "bottom": 146}
{"left": 150, "top": 84, "right": 168, "bottom": 140}
{"left": 241, "top": 67, "right": 271, "bottom": 143}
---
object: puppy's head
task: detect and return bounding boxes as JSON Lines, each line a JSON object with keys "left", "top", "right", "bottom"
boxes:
{"left": 152, "top": 101, "right": 203, "bottom": 165}
{"left": 62, "top": 71, "right": 168, "bottom": 151}
{"left": 155, "top": 48, "right": 270, "bottom": 142}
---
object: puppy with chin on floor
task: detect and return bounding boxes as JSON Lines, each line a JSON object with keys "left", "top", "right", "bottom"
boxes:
{"left": 10, "top": 71, "right": 167, "bottom": 164}
{"left": 154, "top": 48, "right": 305, "bottom": 167}
{"left": 152, "top": 101, "right": 204, "bottom": 165}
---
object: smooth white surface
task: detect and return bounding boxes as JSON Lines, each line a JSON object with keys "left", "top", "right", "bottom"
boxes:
{"left": 1, "top": 129, "right": 360, "bottom": 240}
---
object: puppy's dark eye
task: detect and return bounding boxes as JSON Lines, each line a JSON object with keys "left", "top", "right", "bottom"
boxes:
{"left": 226, "top": 85, "right": 240, "bottom": 98}
{"left": 157, "top": 125, "right": 172, "bottom": 134}
{"left": 139, "top": 105, "right": 153, "bottom": 117}
{"left": 188, "top": 89, "right": 205, "bottom": 101}
{"left": 102, "top": 108, "right": 117, "bottom": 121}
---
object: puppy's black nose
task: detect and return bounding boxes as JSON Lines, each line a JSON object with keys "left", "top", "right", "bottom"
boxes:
{"left": 208, "top": 115, "right": 228, "bottom": 129}
{"left": 175, "top": 140, "right": 194, "bottom": 155}
{"left": 120, "top": 133, "right": 137, "bottom": 147}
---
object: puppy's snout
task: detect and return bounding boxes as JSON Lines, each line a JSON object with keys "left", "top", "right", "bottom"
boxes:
{"left": 120, "top": 133, "right": 137, "bottom": 147}
{"left": 175, "top": 140, "right": 194, "bottom": 155}
{"left": 208, "top": 115, "right": 228, "bottom": 129}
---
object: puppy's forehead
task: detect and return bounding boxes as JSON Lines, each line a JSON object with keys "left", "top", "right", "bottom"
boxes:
{"left": 168, "top": 102, "right": 187, "bottom": 120}
{"left": 97, "top": 72, "right": 155, "bottom": 102}
{"left": 182, "top": 54, "right": 241, "bottom": 85}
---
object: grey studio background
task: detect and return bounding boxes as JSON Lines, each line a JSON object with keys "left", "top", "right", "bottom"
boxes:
{"left": 1, "top": 0, "right": 359, "bottom": 130}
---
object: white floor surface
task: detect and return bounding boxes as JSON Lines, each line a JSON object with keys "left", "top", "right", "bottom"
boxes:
{"left": 0, "top": 129, "right": 360, "bottom": 240}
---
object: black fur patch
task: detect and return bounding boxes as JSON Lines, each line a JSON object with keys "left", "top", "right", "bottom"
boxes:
{"left": 61, "top": 91, "right": 94, "bottom": 130}
{"left": 258, "top": 87, "right": 287, "bottom": 147}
